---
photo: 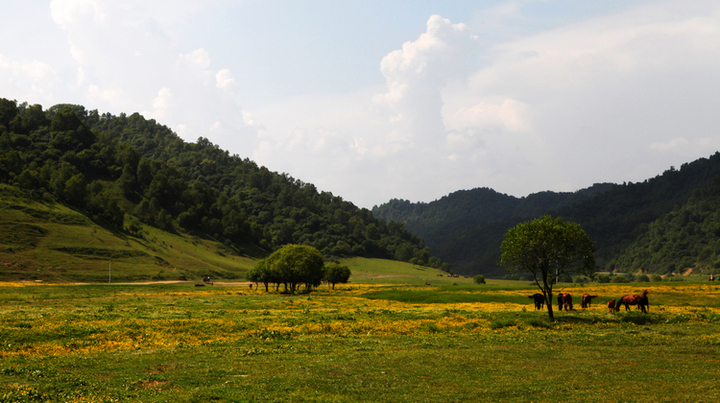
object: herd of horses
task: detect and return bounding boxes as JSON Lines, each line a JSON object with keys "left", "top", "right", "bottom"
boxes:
{"left": 528, "top": 290, "right": 650, "bottom": 313}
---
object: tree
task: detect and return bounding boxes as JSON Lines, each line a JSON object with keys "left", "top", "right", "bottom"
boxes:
{"left": 325, "top": 263, "right": 351, "bottom": 289}
{"left": 266, "top": 244, "right": 325, "bottom": 294}
{"left": 500, "top": 215, "right": 595, "bottom": 319}
{"left": 247, "top": 259, "right": 272, "bottom": 292}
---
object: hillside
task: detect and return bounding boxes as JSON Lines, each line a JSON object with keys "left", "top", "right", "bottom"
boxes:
{"left": 373, "top": 153, "right": 720, "bottom": 277}
{"left": 0, "top": 183, "right": 259, "bottom": 282}
{"left": 0, "top": 98, "right": 448, "bottom": 280}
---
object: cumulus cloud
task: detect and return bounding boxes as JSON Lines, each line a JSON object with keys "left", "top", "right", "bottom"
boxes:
{"left": 47, "top": 0, "right": 256, "bottom": 154}
{"left": 0, "top": 54, "right": 59, "bottom": 104}
{"left": 373, "top": 15, "right": 479, "bottom": 151}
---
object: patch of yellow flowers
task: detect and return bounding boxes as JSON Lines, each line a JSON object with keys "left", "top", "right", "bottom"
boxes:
{"left": 2, "top": 282, "right": 719, "bottom": 359}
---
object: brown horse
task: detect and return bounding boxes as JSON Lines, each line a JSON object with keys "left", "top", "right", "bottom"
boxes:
{"left": 557, "top": 293, "right": 573, "bottom": 311}
{"left": 615, "top": 290, "right": 649, "bottom": 313}
{"left": 607, "top": 299, "right": 616, "bottom": 313}
{"left": 581, "top": 294, "right": 598, "bottom": 308}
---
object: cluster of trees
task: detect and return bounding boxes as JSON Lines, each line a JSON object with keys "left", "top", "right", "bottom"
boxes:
{"left": 245, "top": 245, "right": 351, "bottom": 293}
{"left": 375, "top": 152, "right": 720, "bottom": 276}
{"left": 0, "top": 98, "right": 448, "bottom": 270}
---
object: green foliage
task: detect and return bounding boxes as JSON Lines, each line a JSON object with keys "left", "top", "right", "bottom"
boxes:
{"left": 324, "top": 263, "right": 351, "bottom": 289}
{"left": 651, "top": 274, "right": 663, "bottom": 282}
{"left": 597, "top": 274, "right": 611, "bottom": 283}
{"left": 637, "top": 274, "right": 650, "bottom": 282}
{"left": 473, "top": 274, "right": 486, "bottom": 284}
{"left": 0, "top": 98, "right": 446, "bottom": 270}
{"left": 611, "top": 276, "right": 629, "bottom": 283}
{"left": 264, "top": 244, "right": 325, "bottom": 293}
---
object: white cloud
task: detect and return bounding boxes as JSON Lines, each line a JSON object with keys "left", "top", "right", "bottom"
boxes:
{"left": 0, "top": 54, "right": 59, "bottom": 103}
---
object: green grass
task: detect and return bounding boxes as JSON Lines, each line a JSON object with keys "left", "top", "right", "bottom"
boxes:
{"left": 2, "top": 282, "right": 720, "bottom": 402}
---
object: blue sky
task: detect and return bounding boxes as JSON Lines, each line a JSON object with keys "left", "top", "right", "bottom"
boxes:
{"left": 2, "top": 0, "right": 720, "bottom": 208}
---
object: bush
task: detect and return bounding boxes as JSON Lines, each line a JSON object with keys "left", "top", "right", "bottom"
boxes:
{"left": 597, "top": 274, "right": 611, "bottom": 283}
{"left": 637, "top": 274, "right": 650, "bottom": 282}
{"left": 611, "top": 276, "right": 629, "bottom": 283}
{"left": 650, "top": 274, "right": 662, "bottom": 282}
{"left": 489, "top": 319, "right": 515, "bottom": 330}
{"left": 473, "top": 275, "right": 486, "bottom": 285}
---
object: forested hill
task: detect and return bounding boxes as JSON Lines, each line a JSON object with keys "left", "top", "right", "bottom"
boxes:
{"left": 371, "top": 184, "right": 613, "bottom": 250}
{"left": 373, "top": 153, "right": 720, "bottom": 277}
{"left": 0, "top": 98, "right": 447, "bottom": 271}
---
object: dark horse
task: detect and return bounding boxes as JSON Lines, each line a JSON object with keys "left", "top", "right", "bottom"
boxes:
{"left": 529, "top": 293, "right": 544, "bottom": 310}
{"left": 615, "top": 290, "right": 650, "bottom": 313}
{"left": 581, "top": 294, "right": 598, "bottom": 309}
{"left": 557, "top": 293, "right": 573, "bottom": 311}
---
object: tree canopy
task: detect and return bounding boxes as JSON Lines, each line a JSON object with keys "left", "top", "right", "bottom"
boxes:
{"left": 500, "top": 215, "right": 595, "bottom": 319}
{"left": 248, "top": 245, "right": 325, "bottom": 293}
{"left": 324, "top": 263, "right": 351, "bottom": 289}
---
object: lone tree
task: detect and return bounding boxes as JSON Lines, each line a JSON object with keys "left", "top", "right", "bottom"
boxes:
{"left": 500, "top": 215, "right": 595, "bottom": 319}
{"left": 324, "top": 263, "right": 351, "bottom": 289}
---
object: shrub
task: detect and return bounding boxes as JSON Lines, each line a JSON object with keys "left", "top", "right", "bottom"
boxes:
{"left": 597, "top": 274, "right": 611, "bottom": 283}
{"left": 637, "top": 274, "right": 650, "bottom": 282}
{"left": 473, "top": 275, "right": 486, "bottom": 284}
{"left": 650, "top": 274, "right": 662, "bottom": 282}
{"left": 611, "top": 276, "right": 629, "bottom": 283}
{"left": 489, "top": 319, "right": 515, "bottom": 330}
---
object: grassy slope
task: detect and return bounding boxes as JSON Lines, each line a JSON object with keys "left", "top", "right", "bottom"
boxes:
{"left": 0, "top": 184, "right": 256, "bottom": 283}
{"left": 339, "top": 256, "right": 470, "bottom": 285}
{"left": 0, "top": 184, "right": 452, "bottom": 284}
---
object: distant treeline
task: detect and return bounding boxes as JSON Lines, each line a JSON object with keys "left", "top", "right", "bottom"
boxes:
{"left": 0, "top": 98, "right": 448, "bottom": 271}
{"left": 374, "top": 153, "right": 720, "bottom": 277}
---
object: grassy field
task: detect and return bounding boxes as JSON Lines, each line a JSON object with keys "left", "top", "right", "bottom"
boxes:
{"left": 2, "top": 281, "right": 720, "bottom": 402}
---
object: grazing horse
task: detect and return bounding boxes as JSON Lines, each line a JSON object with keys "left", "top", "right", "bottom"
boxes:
{"left": 581, "top": 294, "right": 598, "bottom": 309}
{"left": 557, "top": 293, "right": 573, "bottom": 311}
{"left": 615, "top": 290, "right": 649, "bottom": 313}
{"left": 529, "top": 293, "right": 545, "bottom": 310}
{"left": 607, "top": 299, "right": 616, "bottom": 313}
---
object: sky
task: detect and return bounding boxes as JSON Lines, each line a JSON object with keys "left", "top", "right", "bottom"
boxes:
{"left": 2, "top": 0, "right": 720, "bottom": 208}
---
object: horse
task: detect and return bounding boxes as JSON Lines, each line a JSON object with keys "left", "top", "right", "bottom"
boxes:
{"left": 557, "top": 293, "right": 573, "bottom": 311}
{"left": 581, "top": 294, "right": 598, "bottom": 309}
{"left": 615, "top": 290, "right": 649, "bottom": 313}
{"left": 529, "top": 293, "right": 544, "bottom": 310}
{"left": 607, "top": 299, "right": 616, "bottom": 313}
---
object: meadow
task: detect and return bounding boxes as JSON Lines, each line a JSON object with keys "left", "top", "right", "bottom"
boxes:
{"left": 2, "top": 280, "right": 720, "bottom": 402}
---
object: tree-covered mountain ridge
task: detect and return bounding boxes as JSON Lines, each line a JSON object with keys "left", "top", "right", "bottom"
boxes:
{"left": 373, "top": 152, "right": 720, "bottom": 277}
{"left": 0, "top": 98, "right": 448, "bottom": 277}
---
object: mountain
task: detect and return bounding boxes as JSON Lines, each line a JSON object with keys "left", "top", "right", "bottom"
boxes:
{"left": 373, "top": 153, "right": 720, "bottom": 277}
{"left": 0, "top": 98, "right": 448, "bottom": 281}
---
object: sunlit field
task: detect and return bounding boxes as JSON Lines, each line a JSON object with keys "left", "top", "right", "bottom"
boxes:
{"left": 2, "top": 281, "right": 720, "bottom": 402}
